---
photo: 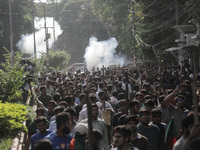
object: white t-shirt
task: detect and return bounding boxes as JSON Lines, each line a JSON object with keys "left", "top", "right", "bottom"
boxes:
{"left": 78, "top": 107, "right": 103, "bottom": 123}
{"left": 96, "top": 101, "right": 114, "bottom": 112}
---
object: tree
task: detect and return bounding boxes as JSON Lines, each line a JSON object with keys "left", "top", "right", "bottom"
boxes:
{"left": 39, "top": 50, "right": 71, "bottom": 70}
{"left": 89, "top": 0, "right": 134, "bottom": 57}
{"left": 0, "top": 0, "right": 34, "bottom": 66}
{"left": 184, "top": 0, "right": 200, "bottom": 24}
{"left": 56, "top": 0, "right": 109, "bottom": 64}
{"left": 33, "top": 0, "right": 200, "bottom": 65}
{"left": 0, "top": 49, "right": 25, "bottom": 103}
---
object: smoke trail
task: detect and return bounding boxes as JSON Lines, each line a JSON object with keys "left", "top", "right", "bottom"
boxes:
{"left": 16, "top": 17, "right": 62, "bottom": 58}
{"left": 83, "top": 37, "right": 127, "bottom": 71}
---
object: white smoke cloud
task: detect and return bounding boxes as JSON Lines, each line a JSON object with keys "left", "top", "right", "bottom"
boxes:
{"left": 34, "top": 0, "right": 61, "bottom": 3}
{"left": 16, "top": 17, "right": 62, "bottom": 58}
{"left": 83, "top": 37, "right": 127, "bottom": 71}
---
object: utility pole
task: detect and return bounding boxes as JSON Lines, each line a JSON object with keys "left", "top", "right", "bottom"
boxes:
{"left": 53, "top": 18, "right": 56, "bottom": 43}
{"left": 43, "top": 3, "right": 49, "bottom": 68}
{"left": 32, "top": 9, "right": 37, "bottom": 60}
{"left": 132, "top": 2, "right": 136, "bottom": 66}
{"left": 8, "top": 0, "right": 14, "bottom": 66}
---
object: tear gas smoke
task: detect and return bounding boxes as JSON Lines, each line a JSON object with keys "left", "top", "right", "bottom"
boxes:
{"left": 16, "top": 17, "right": 62, "bottom": 58}
{"left": 83, "top": 37, "right": 127, "bottom": 71}
{"left": 34, "top": 0, "right": 61, "bottom": 3}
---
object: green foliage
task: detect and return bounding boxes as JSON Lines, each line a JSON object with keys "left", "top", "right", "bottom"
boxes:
{"left": 25, "top": 105, "right": 36, "bottom": 128}
{"left": 0, "top": 0, "right": 34, "bottom": 64}
{"left": 0, "top": 102, "right": 27, "bottom": 139}
{"left": 184, "top": 0, "right": 200, "bottom": 24}
{"left": 89, "top": 0, "right": 133, "bottom": 56}
{"left": 0, "top": 138, "right": 12, "bottom": 150}
{"left": 0, "top": 49, "right": 25, "bottom": 103}
{"left": 132, "top": 0, "right": 177, "bottom": 59}
{"left": 39, "top": 50, "right": 71, "bottom": 70}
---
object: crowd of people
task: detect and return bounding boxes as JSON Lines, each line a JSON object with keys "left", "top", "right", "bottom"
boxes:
{"left": 25, "top": 62, "right": 200, "bottom": 150}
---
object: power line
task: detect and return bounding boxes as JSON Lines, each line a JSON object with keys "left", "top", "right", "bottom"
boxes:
{"left": 134, "top": 3, "right": 198, "bottom": 35}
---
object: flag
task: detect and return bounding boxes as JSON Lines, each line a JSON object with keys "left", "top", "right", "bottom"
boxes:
{"left": 164, "top": 117, "right": 177, "bottom": 150}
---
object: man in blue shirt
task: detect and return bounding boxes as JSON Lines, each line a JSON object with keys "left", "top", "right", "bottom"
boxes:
{"left": 31, "top": 116, "right": 52, "bottom": 150}
{"left": 45, "top": 112, "right": 72, "bottom": 150}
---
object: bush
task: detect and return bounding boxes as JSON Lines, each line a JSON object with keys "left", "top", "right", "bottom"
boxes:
{"left": 0, "top": 138, "right": 12, "bottom": 150}
{"left": 39, "top": 50, "right": 71, "bottom": 70}
{"left": 0, "top": 102, "right": 28, "bottom": 138}
{"left": 25, "top": 105, "right": 36, "bottom": 128}
{"left": 0, "top": 50, "right": 25, "bottom": 103}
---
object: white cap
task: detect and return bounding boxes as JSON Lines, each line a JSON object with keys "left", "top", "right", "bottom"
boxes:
{"left": 74, "top": 123, "right": 88, "bottom": 135}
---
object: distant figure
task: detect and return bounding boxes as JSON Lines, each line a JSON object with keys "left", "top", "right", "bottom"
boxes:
{"left": 38, "top": 86, "right": 52, "bottom": 108}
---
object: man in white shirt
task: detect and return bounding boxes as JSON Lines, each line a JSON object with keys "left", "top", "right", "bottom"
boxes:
{"left": 78, "top": 93, "right": 103, "bottom": 122}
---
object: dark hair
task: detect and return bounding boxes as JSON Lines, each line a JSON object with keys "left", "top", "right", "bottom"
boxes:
{"left": 64, "top": 107, "right": 76, "bottom": 116}
{"left": 140, "top": 89, "right": 147, "bottom": 93}
{"left": 53, "top": 92, "right": 61, "bottom": 101}
{"left": 70, "top": 95, "right": 75, "bottom": 101}
{"left": 113, "top": 125, "right": 131, "bottom": 137}
{"left": 135, "top": 92, "right": 143, "bottom": 97}
{"left": 144, "top": 99, "right": 154, "bottom": 107}
{"left": 49, "top": 100, "right": 57, "bottom": 107}
{"left": 34, "top": 139, "right": 53, "bottom": 150}
{"left": 139, "top": 108, "right": 149, "bottom": 116}
{"left": 63, "top": 96, "right": 72, "bottom": 104}
{"left": 179, "top": 83, "right": 188, "bottom": 88}
{"left": 99, "top": 82, "right": 104, "bottom": 89}
{"left": 93, "top": 129, "right": 103, "bottom": 140}
{"left": 98, "top": 91, "right": 104, "bottom": 97}
{"left": 151, "top": 108, "right": 162, "bottom": 117}
{"left": 56, "top": 112, "right": 70, "bottom": 129}
{"left": 63, "top": 87, "right": 68, "bottom": 91}
{"left": 36, "top": 116, "right": 47, "bottom": 125}
{"left": 59, "top": 101, "right": 68, "bottom": 108}
{"left": 89, "top": 93, "right": 97, "bottom": 102}
{"left": 80, "top": 93, "right": 86, "bottom": 99}
{"left": 182, "top": 114, "right": 194, "bottom": 130}
{"left": 177, "top": 94, "right": 186, "bottom": 101}
{"left": 118, "top": 99, "right": 127, "bottom": 107}
{"left": 129, "top": 100, "right": 140, "bottom": 108}
{"left": 53, "top": 106, "right": 64, "bottom": 115}
{"left": 144, "top": 95, "right": 152, "bottom": 101}
{"left": 75, "top": 90, "right": 81, "bottom": 94}
{"left": 118, "top": 92, "right": 125, "bottom": 100}
{"left": 112, "top": 91, "right": 118, "bottom": 97}
{"left": 123, "top": 115, "right": 139, "bottom": 125}
{"left": 40, "top": 86, "right": 46, "bottom": 91}
{"left": 67, "top": 82, "right": 73, "bottom": 87}
{"left": 90, "top": 87, "right": 96, "bottom": 92}
{"left": 107, "top": 84, "right": 112, "bottom": 90}
{"left": 36, "top": 107, "right": 45, "bottom": 115}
